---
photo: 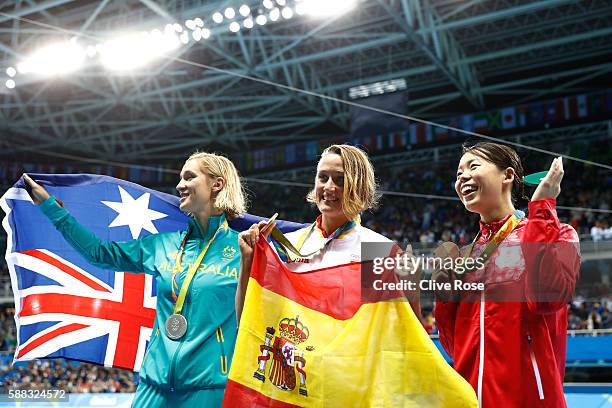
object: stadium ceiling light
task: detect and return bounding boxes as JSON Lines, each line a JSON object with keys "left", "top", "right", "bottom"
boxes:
{"left": 239, "top": 5, "right": 251, "bottom": 17}
{"left": 4, "top": 0, "right": 340, "bottom": 80}
{"left": 185, "top": 19, "right": 196, "bottom": 30}
{"left": 5, "top": 79, "right": 15, "bottom": 89}
{"left": 85, "top": 45, "right": 97, "bottom": 57}
{"left": 348, "top": 78, "right": 407, "bottom": 100}
{"left": 281, "top": 7, "right": 293, "bottom": 19}
{"left": 17, "top": 41, "right": 86, "bottom": 76}
{"left": 269, "top": 7, "right": 280, "bottom": 21}
{"left": 255, "top": 14, "right": 267, "bottom": 25}
{"left": 229, "top": 21, "right": 241, "bottom": 32}
{"left": 212, "top": 12, "right": 224, "bottom": 23}
{"left": 300, "top": 0, "right": 357, "bottom": 17}
{"left": 99, "top": 31, "right": 179, "bottom": 71}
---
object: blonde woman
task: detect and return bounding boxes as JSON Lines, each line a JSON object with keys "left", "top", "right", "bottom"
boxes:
{"left": 236, "top": 144, "right": 420, "bottom": 320}
{"left": 24, "top": 152, "right": 246, "bottom": 408}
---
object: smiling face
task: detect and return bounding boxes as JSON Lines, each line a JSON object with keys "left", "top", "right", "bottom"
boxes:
{"left": 314, "top": 153, "right": 346, "bottom": 220}
{"left": 176, "top": 159, "right": 215, "bottom": 216}
{"left": 455, "top": 152, "right": 514, "bottom": 216}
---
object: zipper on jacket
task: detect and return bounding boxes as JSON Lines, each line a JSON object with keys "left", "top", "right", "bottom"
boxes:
{"left": 167, "top": 330, "right": 186, "bottom": 391}
{"left": 527, "top": 333, "right": 545, "bottom": 400}
{"left": 216, "top": 326, "right": 229, "bottom": 375}
{"left": 477, "top": 291, "right": 485, "bottom": 408}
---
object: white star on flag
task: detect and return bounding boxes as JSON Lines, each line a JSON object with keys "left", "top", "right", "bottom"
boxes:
{"left": 101, "top": 186, "right": 168, "bottom": 239}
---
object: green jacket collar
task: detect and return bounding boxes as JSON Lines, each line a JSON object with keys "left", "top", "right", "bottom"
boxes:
{"left": 188, "top": 213, "right": 227, "bottom": 241}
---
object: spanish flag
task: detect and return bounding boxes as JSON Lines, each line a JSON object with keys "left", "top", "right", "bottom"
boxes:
{"left": 224, "top": 238, "right": 477, "bottom": 407}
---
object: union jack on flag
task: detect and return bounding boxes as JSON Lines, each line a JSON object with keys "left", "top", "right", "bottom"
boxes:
{"left": 1, "top": 174, "right": 191, "bottom": 371}
{"left": 1, "top": 173, "right": 305, "bottom": 372}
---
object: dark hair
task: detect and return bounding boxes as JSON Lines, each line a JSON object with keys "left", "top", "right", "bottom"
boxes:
{"left": 462, "top": 142, "right": 530, "bottom": 207}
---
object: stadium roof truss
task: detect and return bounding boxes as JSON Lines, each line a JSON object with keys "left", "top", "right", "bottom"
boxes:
{"left": 0, "top": 0, "right": 610, "bottom": 164}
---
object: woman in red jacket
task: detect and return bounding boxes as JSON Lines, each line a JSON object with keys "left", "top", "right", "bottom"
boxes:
{"left": 434, "top": 142, "right": 580, "bottom": 407}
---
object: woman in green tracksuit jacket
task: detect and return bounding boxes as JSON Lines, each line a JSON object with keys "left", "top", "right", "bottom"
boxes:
{"left": 23, "top": 152, "right": 245, "bottom": 408}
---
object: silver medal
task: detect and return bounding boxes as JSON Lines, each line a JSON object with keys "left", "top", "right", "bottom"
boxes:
{"left": 166, "top": 313, "right": 188, "bottom": 340}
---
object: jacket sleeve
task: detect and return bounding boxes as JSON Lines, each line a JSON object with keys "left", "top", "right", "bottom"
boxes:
{"left": 39, "top": 197, "right": 159, "bottom": 275}
{"left": 434, "top": 301, "right": 458, "bottom": 357}
{"left": 522, "top": 198, "right": 580, "bottom": 314}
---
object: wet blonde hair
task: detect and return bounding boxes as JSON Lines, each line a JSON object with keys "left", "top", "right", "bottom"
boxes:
{"left": 187, "top": 152, "right": 246, "bottom": 219}
{"left": 307, "top": 144, "right": 379, "bottom": 218}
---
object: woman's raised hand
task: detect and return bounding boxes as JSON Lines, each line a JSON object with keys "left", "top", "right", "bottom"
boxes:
{"left": 237, "top": 215, "right": 277, "bottom": 259}
{"left": 531, "top": 157, "right": 564, "bottom": 201}
{"left": 22, "top": 174, "right": 50, "bottom": 205}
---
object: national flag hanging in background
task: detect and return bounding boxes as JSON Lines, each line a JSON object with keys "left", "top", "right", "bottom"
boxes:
{"left": 416, "top": 124, "right": 426, "bottom": 144}
{"left": 387, "top": 130, "right": 406, "bottom": 149}
{"left": 486, "top": 110, "right": 502, "bottom": 130}
{"left": 409, "top": 123, "right": 418, "bottom": 145}
{"left": 473, "top": 113, "right": 488, "bottom": 133}
{"left": 361, "top": 136, "right": 374, "bottom": 151}
{"left": 545, "top": 101, "right": 557, "bottom": 123}
{"left": 223, "top": 238, "right": 478, "bottom": 407}
{"left": 589, "top": 92, "right": 606, "bottom": 116}
{"left": 501, "top": 107, "right": 516, "bottom": 129}
{"left": 425, "top": 123, "right": 433, "bottom": 143}
{"left": 1, "top": 174, "right": 303, "bottom": 371}
{"left": 376, "top": 134, "right": 384, "bottom": 150}
{"left": 563, "top": 96, "right": 574, "bottom": 120}
{"left": 285, "top": 144, "right": 296, "bottom": 165}
{"left": 246, "top": 153, "right": 254, "bottom": 172}
{"left": 606, "top": 89, "right": 612, "bottom": 113}
{"left": 460, "top": 114, "right": 474, "bottom": 133}
{"left": 306, "top": 142, "right": 319, "bottom": 161}
{"left": 295, "top": 143, "right": 306, "bottom": 163}
{"left": 434, "top": 123, "right": 449, "bottom": 141}
{"left": 545, "top": 99, "right": 564, "bottom": 123}
{"left": 577, "top": 94, "right": 588, "bottom": 117}
{"left": 527, "top": 102, "right": 545, "bottom": 126}
{"left": 564, "top": 94, "right": 588, "bottom": 120}
{"left": 410, "top": 123, "right": 431, "bottom": 144}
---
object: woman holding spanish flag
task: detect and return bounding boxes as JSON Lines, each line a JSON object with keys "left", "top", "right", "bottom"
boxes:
{"left": 231, "top": 144, "right": 477, "bottom": 407}
{"left": 24, "top": 152, "right": 246, "bottom": 408}
{"left": 434, "top": 142, "right": 580, "bottom": 407}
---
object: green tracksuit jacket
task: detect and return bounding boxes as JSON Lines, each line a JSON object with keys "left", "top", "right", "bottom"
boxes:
{"left": 40, "top": 197, "right": 240, "bottom": 407}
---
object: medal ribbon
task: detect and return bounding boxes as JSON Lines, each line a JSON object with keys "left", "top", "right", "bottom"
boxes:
{"left": 460, "top": 209, "right": 525, "bottom": 274}
{"left": 171, "top": 219, "right": 228, "bottom": 314}
{"left": 270, "top": 219, "right": 357, "bottom": 262}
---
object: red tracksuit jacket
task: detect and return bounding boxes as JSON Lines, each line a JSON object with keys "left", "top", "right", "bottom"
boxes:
{"left": 434, "top": 198, "right": 580, "bottom": 407}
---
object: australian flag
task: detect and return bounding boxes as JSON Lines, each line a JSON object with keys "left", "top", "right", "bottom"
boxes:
{"left": 1, "top": 174, "right": 303, "bottom": 371}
